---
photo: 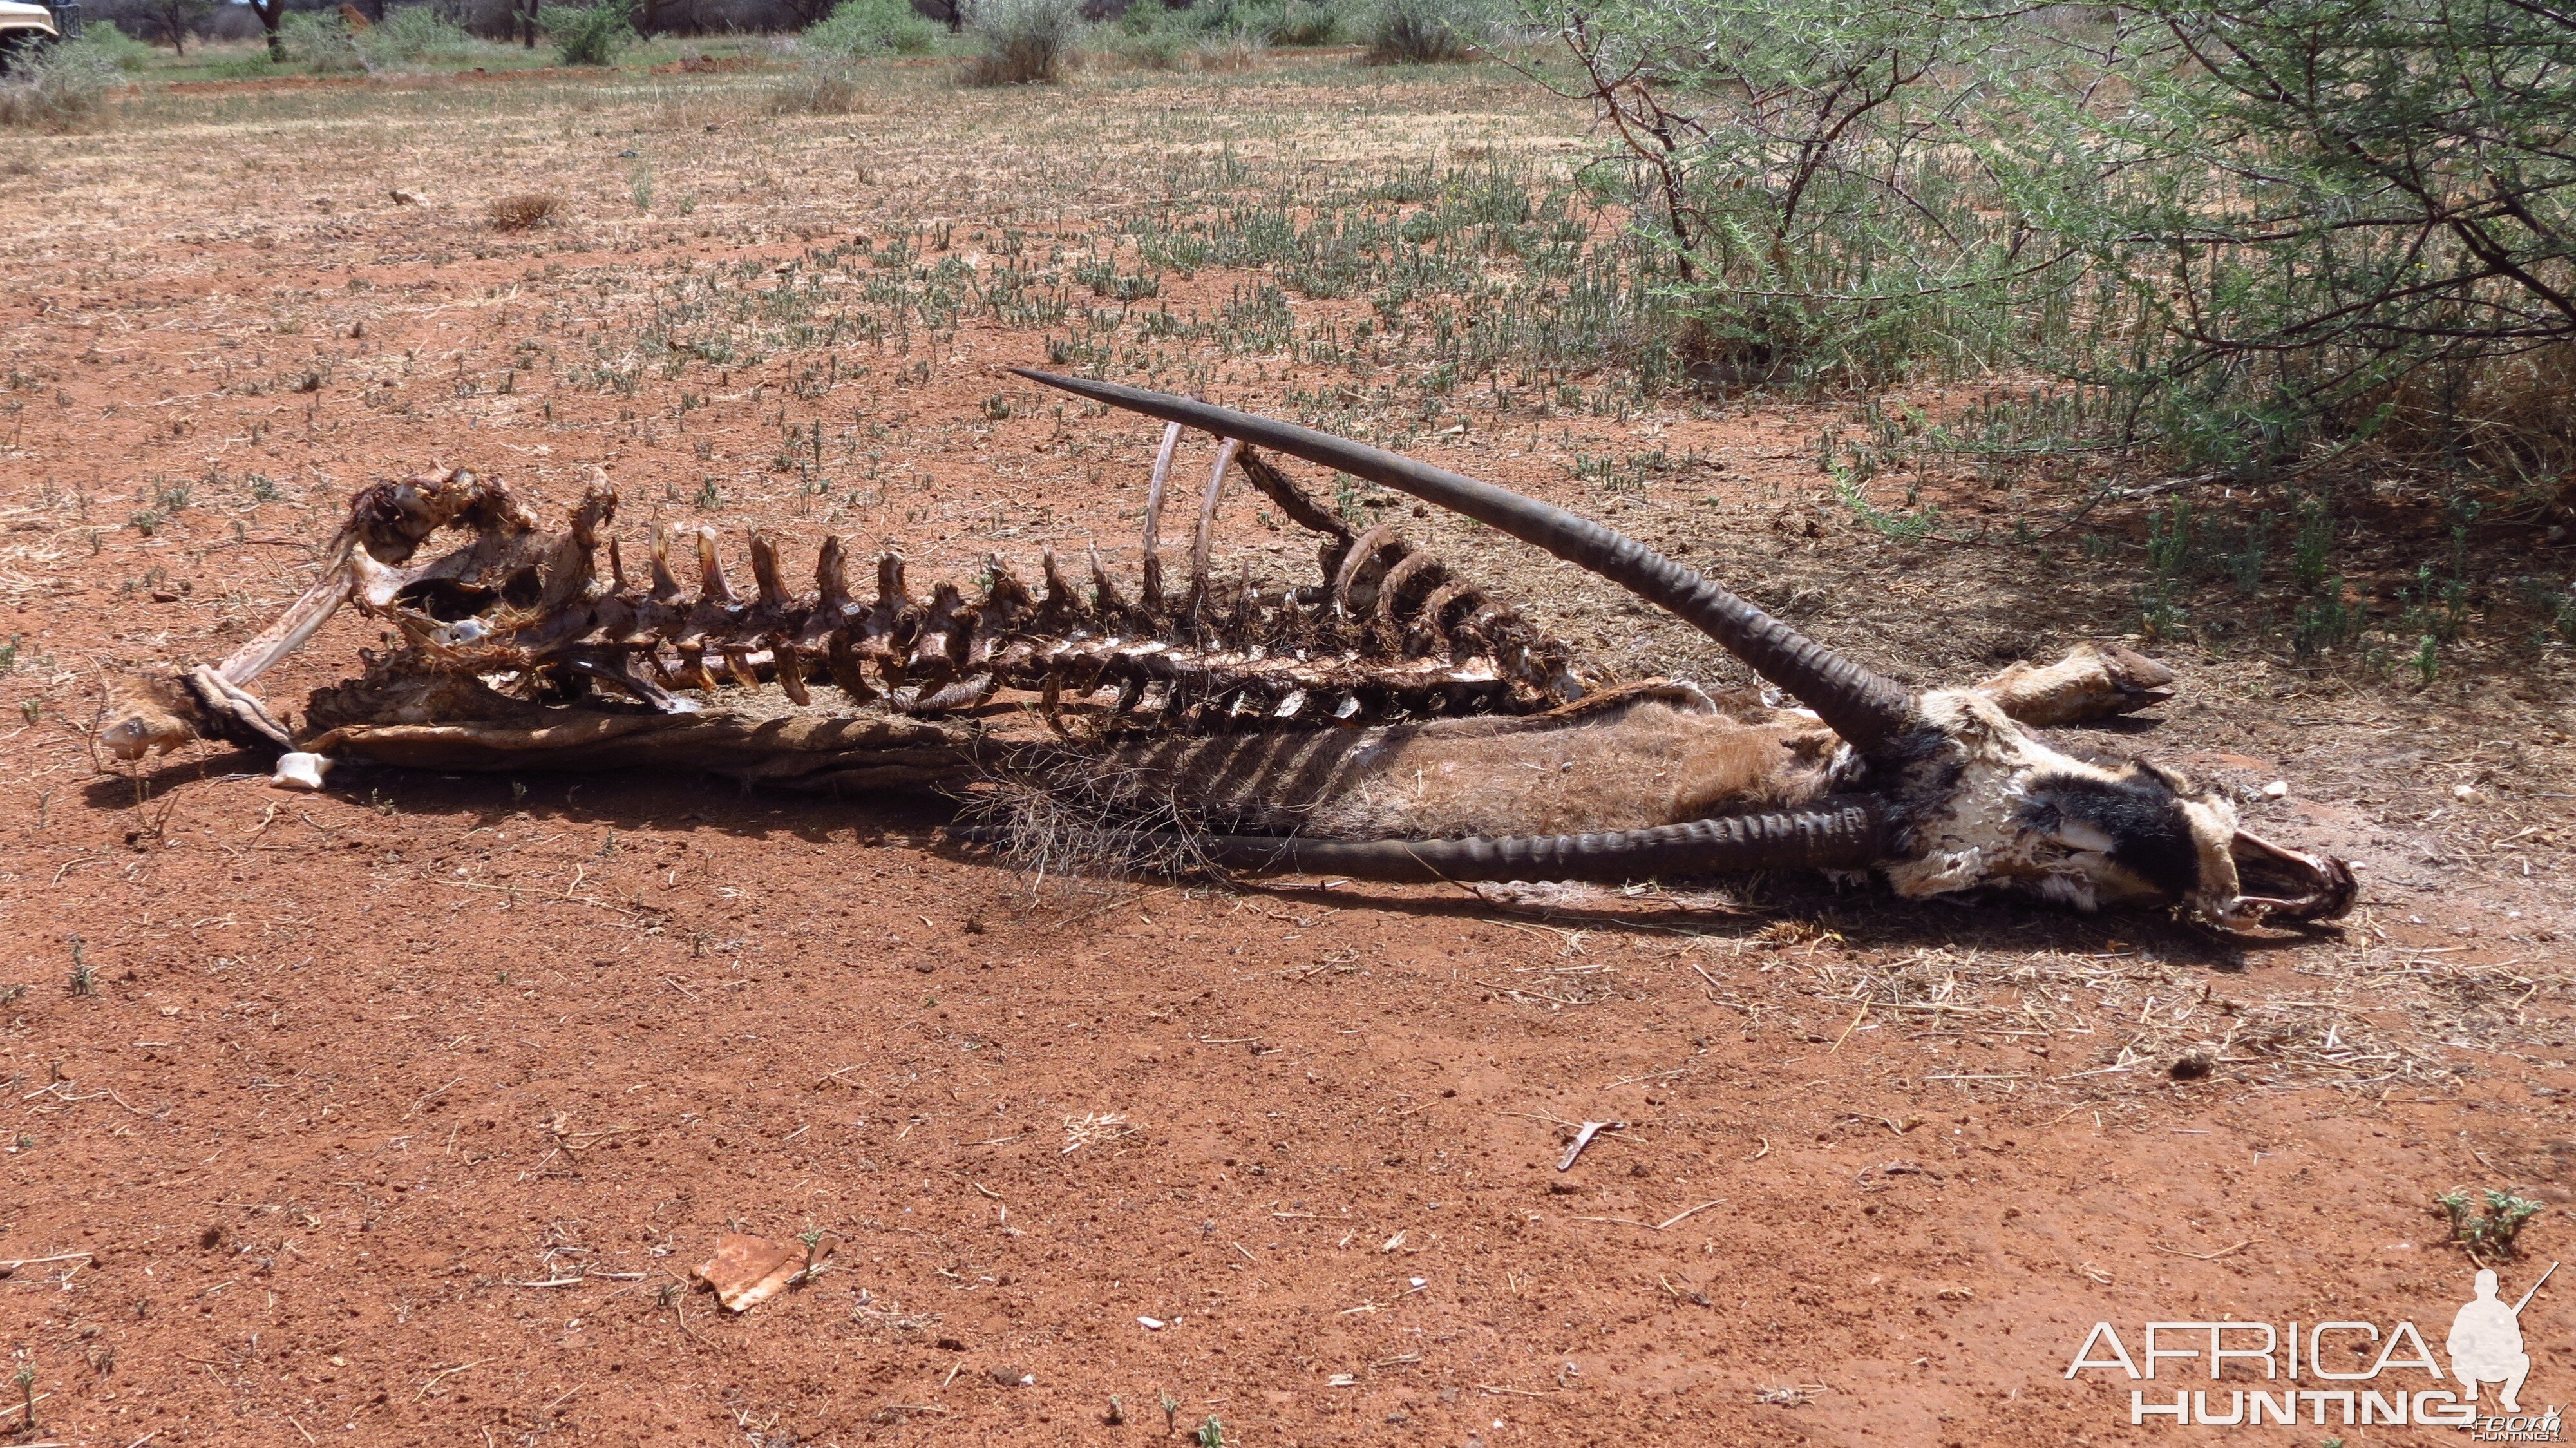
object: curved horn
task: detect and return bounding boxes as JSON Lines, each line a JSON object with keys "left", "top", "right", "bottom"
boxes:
{"left": 1188, "top": 799, "right": 1891, "bottom": 883}
{"left": 1013, "top": 370, "right": 1920, "bottom": 758}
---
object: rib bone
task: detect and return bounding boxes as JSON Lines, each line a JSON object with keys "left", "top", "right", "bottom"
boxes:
{"left": 1186, "top": 437, "right": 1241, "bottom": 620}
{"left": 1140, "top": 421, "right": 1182, "bottom": 613}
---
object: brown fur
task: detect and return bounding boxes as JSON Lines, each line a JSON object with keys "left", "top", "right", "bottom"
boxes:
{"left": 1971, "top": 642, "right": 2175, "bottom": 726}
{"left": 97, "top": 672, "right": 208, "bottom": 761}
{"left": 1068, "top": 689, "right": 1842, "bottom": 839}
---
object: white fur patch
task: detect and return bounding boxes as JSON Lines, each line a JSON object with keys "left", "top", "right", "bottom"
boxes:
{"left": 1881, "top": 690, "right": 2177, "bottom": 908}
{"left": 2052, "top": 819, "right": 2119, "bottom": 854}
{"left": 2037, "top": 873, "right": 2099, "bottom": 911}
{"left": 2178, "top": 797, "right": 2244, "bottom": 920}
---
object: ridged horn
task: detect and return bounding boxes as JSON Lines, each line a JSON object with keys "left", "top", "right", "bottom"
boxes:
{"left": 1013, "top": 369, "right": 1921, "bottom": 759}
{"left": 1187, "top": 799, "right": 1891, "bottom": 883}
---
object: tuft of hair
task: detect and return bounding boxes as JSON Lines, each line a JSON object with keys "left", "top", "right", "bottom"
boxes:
{"left": 488, "top": 193, "right": 564, "bottom": 231}
{"left": 960, "top": 751, "right": 1223, "bottom": 895}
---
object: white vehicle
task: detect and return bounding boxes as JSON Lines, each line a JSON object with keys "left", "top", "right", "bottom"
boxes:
{"left": 0, "top": 0, "right": 62, "bottom": 71}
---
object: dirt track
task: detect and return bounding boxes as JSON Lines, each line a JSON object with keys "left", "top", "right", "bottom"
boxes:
{"left": 4, "top": 56, "right": 2574, "bottom": 1446}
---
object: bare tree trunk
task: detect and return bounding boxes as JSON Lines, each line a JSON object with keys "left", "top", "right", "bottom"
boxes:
{"left": 250, "top": 0, "right": 283, "bottom": 59}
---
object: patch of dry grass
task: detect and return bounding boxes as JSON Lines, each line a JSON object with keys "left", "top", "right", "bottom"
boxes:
{"left": 767, "top": 59, "right": 870, "bottom": 114}
{"left": 0, "top": 42, "right": 121, "bottom": 132}
{"left": 1660, "top": 931, "right": 2557, "bottom": 1100}
{"left": 1192, "top": 32, "right": 1265, "bottom": 72}
{"left": 487, "top": 191, "right": 564, "bottom": 229}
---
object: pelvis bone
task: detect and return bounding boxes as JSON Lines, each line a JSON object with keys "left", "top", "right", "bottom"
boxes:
{"left": 97, "top": 379, "right": 2354, "bottom": 932}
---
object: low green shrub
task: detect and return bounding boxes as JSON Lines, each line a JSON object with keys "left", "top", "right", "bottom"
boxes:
{"left": 1356, "top": 0, "right": 1484, "bottom": 62}
{"left": 1119, "top": 0, "right": 1342, "bottom": 48}
{"left": 1105, "top": 23, "right": 1183, "bottom": 67}
{"left": 362, "top": 5, "right": 476, "bottom": 65}
{"left": 804, "top": 0, "right": 940, "bottom": 57}
{"left": 2437, "top": 1188, "right": 2546, "bottom": 1256}
{"left": 280, "top": 10, "right": 366, "bottom": 71}
{"left": 961, "top": 0, "right": 1080, "bottom": 84}
{"left": 77, "top": 22, "right": 156, "bottom": 71}
{"left": 1251, "top": 0, "right": 1340, "bottom": 44}
{"left": 0, "top": 35, "right": 124, "bottom": 130}
{"left": 540, "top": 0, "right": 634, "bottom": 66}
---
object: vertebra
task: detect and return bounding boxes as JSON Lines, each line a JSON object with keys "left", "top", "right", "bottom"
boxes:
{"left": 346, "top": 446, "right": 1595, "bottom": 733}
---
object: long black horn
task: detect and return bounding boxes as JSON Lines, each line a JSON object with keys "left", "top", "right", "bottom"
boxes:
{"left": 1014, "top": 370, "right": 1919, "bottom": 759}
{"left": 1188, "top": 799, "right": 1890, "bottom": 883}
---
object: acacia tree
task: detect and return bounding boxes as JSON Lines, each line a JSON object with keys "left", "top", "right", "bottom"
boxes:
{"left": 1996, "top": 0, "right": 2576, "bottom": 475}
{"left": 1528, "top": 0, "right": 2049, "bottom": 390}
{"left": 241, "top": 0, "right": 287, "bottom": 59}
{"left": 139, "top": 0, "right": 211, "bottom": 53}
{"left": 1542, "top": 0, "right": 2576, "bottom": 475}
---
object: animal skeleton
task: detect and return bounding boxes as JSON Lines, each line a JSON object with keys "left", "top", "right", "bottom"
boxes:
{"left": 99, "top": 372, "right": 2353, "bottom": 930}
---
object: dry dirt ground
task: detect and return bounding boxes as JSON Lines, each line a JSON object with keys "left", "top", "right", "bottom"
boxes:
{"left": 4, "top": 55, "right": 2575, "bottom": 1448}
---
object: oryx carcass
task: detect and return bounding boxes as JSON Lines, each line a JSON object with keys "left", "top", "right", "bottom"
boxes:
{"left": 97, "top": 373, "right": 2353, "bottom": 931}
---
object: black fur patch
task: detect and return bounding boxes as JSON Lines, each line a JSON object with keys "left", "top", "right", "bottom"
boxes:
{"left": 2018, "top": 767, "right": 2204, "bottom": 900}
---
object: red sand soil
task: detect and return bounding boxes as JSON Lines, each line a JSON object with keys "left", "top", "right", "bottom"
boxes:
{"left": 3, "top": 69, "right": 2574, "bottom": 1448}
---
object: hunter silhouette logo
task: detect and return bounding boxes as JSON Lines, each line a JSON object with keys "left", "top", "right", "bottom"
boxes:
{"left": 2063, "top": 1262, "right": 2560, "bottom": 1434}
{"left": 2453, "top": 1265, "right": 2552, "bottom": 1413}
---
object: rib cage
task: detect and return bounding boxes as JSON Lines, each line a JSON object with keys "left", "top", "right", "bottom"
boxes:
{"left": 347, "top": 448, "right": 1597, "bottom": 732}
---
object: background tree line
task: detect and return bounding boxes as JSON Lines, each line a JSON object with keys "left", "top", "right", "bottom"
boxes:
{"left": 1545, "top": 0, "right": 2576, "bottom": 493}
